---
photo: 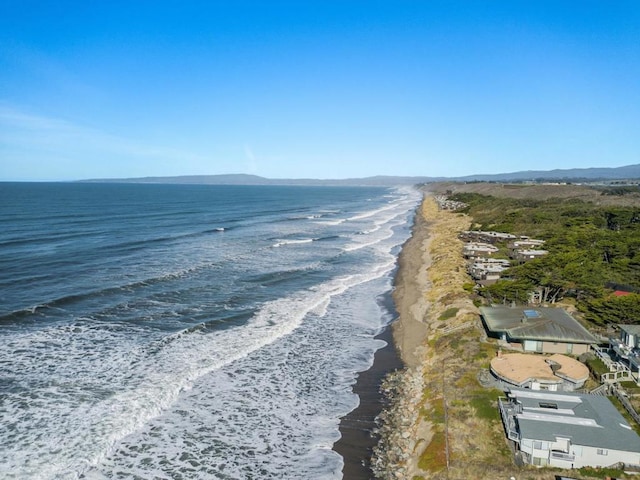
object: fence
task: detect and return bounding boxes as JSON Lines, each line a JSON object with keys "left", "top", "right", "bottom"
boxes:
{"left": 612, "top": 386, "right": 640, "bottom": 426}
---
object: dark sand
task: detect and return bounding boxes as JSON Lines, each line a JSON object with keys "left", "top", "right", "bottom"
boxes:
{"left": 333, "top": 203, "right": 431, "bottom": 479}
{"left": 332, "top": 305, "right": 404, "bottom": 479}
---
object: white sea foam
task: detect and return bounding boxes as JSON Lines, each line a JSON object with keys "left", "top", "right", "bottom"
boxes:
{"left": 314, "top": 218, "right": 346, "bottom": 226}
{"left": 0, "top": 185, "right": 422, "bottom": 480}
{"left": 347, "top": 202, "right": 398, "bottom": 221}
{"left": 93, "top": 269, "right": 394, "bottom": 479}
{"left": 272, "top": 238, "right": 315, "bottom": 248}
{"left": 0, "top": 256, "right": 401, "bottom": 479}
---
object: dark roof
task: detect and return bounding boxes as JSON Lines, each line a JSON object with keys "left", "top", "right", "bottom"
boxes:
{"left": 619, "top": 324, "right": 640, "bottom": 336}
{"left": 480, "top": 306, "right": 597, "bottom": 344}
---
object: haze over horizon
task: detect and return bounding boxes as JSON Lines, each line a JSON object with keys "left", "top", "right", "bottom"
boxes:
{"left": 1, "top": 1, "right": 639, "bottom": 182}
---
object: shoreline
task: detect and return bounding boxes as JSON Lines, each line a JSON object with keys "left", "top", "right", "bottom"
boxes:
{"left": 333, "top": 313, "right": 403, "bottom": 479}
{"left": 337, "top": 188, "right": 611, "bottom": 479}
{"left": 333, "top": 198, "right": 433, "bottom": 479}
{"left": 373, "top": 193, "right": 477, "bottom": 479}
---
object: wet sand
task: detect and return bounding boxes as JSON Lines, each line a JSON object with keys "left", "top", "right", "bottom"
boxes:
{"left": 334, "top": 200, "right": 432, "bottom": 479}
{"left": 333, "top": 319, "right": 403, "bottom": 479}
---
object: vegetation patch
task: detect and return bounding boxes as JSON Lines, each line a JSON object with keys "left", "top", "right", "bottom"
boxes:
{"left": 463, "top": 282, "right": 475, "bottom": 292}
{"left": 578, "top": 466, "right": 625, "bottom": 478}
{"left": 455, "top": 371, "right": 479, "bottom": 389}
{"left": 448, "top": 337, "right": 461, "bottom": 350}
{"left": 472, "top": 342, "right": 497, "bottom": 365}
{"left": 417, "top": 430, "right": 447, "bottom": 473}
{"left": 469, "top": 389, "right": 502, "bottom": 421}
{"left": 438, "top": 307, "right": 459, "bottom": 321}
{"left": 620, "top": 380, "right": 640, "bottom": 393}
{"left": 585, "top": 356, "right": 609, "bottom": 378}
{"left": 427, "top": 397, "right": 445, "bottom": 424}
{"left": 449, "top": 191, "right": 640, "bottom": 327}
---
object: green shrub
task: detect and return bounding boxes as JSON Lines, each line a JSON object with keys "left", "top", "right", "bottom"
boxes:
{"left": 439, "top": 307, "right": 459, "bottom": 321}
{"left": 463, "top": 282, "right": 475, "bottom": 292}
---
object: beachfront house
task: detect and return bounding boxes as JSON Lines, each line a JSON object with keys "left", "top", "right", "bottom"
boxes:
{"left": 512, "top": 249, "right": 549, "bottom": 263}
{"left": 480, "top": 306, "right": 598, "bottom": 355}
{"left": 468, "top": 259, "right": 511, "bottom": 285}
{"left": 459, "top": 230, "right": 517, "bottom": 244}
{"left": 508, "top": 238, "right": 546, "bottom": 250}
{"left": 462, "top": 242, "right": 499, "bottom": 259}
{"left": 498, "top": 388, "right": 640, "bottom": 468}
{"left": 490, "top": 353, "right": 589, "bottom": 391}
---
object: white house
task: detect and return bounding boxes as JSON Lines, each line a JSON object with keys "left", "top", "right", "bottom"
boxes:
{"left": 499, "top": 388, "right": 640, "bottom": 468}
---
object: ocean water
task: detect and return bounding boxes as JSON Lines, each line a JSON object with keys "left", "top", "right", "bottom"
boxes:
{"left": 0, "top": 182, "right": 421, "bottom": 480}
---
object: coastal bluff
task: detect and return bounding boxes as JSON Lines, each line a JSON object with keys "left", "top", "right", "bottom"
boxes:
{"left": 373, "top": 192, "right": 480, "bottom": 479}
{"left": 373, "top": 192, "right": 584, "bottom": 480}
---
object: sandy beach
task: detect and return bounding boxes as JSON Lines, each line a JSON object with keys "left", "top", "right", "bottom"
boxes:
{"left": 372, "top": 192, "right": 479, "bottom": 479}
{"left": 335, "top": 192, "right": 465, "bottom": 479}
{"left": 337, "top": 191, "right": 529, "bottom": 479}
{"left": 333, "top": 315, "right": 403, "bottom": 479}
{"left": 372, "top": 190, "right": 568, "bottom": 480}
{"left": 334, "top": 196, "right": 433, "bottom": 479}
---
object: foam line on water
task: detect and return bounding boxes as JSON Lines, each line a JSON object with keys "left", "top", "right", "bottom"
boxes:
{"left": 272, "top": 238, "right": 316, "bottom": 248}
{"left": 0, "top": 258, "right": 399, "bottom": 479}
{"left": 92, "top": 271, "right": 396, "bottom": 479}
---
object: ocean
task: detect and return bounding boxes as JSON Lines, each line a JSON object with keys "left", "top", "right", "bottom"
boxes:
{"left": 0, "top": 182, "right": 421, "bottom": 480}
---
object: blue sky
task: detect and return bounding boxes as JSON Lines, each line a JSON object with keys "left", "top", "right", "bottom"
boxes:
{"left": 1, "top": 1, "right": 638, "bottom": 181}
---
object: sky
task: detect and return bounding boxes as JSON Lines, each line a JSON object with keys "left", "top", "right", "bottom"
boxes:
{"left": 1, "top": 1, "right": 639, "bottom": 181}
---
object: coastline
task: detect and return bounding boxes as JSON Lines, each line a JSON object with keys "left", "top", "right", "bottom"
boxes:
{"left": 339, "top": 188, "right": 630, "bottom": 479}
{"left": 334, "top": 197, "right": 434, "bottom": 479}
{"left": 333, "top": 310, "right": 403, "bottom": 479}
{"left": 372, "top": 193, "right": 478, "bottom": 479}
{"left": 335, "top": 192, "right": 474, "bottom": 479}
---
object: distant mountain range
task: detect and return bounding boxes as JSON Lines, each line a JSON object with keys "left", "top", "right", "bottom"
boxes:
{"left": 81, "top": 163, "right": 640, "bottom": 186}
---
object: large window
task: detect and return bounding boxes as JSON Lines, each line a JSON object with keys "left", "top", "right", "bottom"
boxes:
{"left": 532, "top": 456, "right": 548, "bottom": 466}
{"left": 597, "top": 448, "right": 608, "bottom": 456}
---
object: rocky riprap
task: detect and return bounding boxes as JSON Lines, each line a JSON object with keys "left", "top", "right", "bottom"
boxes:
{"left": 371, "top": 367, "right": 426, "bottom": 479}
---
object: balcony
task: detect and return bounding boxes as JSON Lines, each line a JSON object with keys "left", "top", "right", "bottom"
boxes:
{"left": 498, "top": 397, "right": 521, "bottom": 442}
{"left": 550, "top": 451, "right": 575, "bottom": 462}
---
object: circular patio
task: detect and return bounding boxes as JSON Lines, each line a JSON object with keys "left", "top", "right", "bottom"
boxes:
{"left": 490, "top": 352, "right": 589, "bottom": 391}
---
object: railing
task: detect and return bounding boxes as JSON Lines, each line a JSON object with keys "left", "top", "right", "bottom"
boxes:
{"left": 498, "top": 397, "right": 520, "bottom": 442}
{"left": 593, "top": 346, "right": 616, "bottom": 369}
{"left": 550, "top": 451, "right": 575, "bottom": 462}
{"left": 612, "top": 386, "right": 640, "bottom": 426}
{"left": 601, "top": 369, "right": 633, "bottom": 383}
{"left": 588, "top": 384, "right": 609, "bottom": 396}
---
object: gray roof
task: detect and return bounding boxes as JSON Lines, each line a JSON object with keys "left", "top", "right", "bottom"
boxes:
{"left": 620, "top": 324, "right": 640, "bottom": 336}
{"left": 480, "top": 306, "right": 597, "bottom": 344}
{"left": 507, "top": 388, "right": 640, "bottom": 453}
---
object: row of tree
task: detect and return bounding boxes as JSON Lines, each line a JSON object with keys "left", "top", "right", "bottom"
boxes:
{"left": 450, "top": 192, "right": 640, "bottom": 326}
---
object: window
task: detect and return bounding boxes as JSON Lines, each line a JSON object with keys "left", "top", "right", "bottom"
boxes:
{"left": 533, "top": 441, "right": 544, "bottom": 450}
{"left": 539, "top": 402, "right": 558, "bottom": 409}
{"left": 597, "top": 448, "right": 608, "bottom": 456}
{"left": 566, "top": 343, "right": 573, "bottom": 354}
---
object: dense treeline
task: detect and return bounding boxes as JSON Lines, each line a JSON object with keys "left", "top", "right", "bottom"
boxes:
{"left": 451, "top": 192, "right": 640, "bottom": 326}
